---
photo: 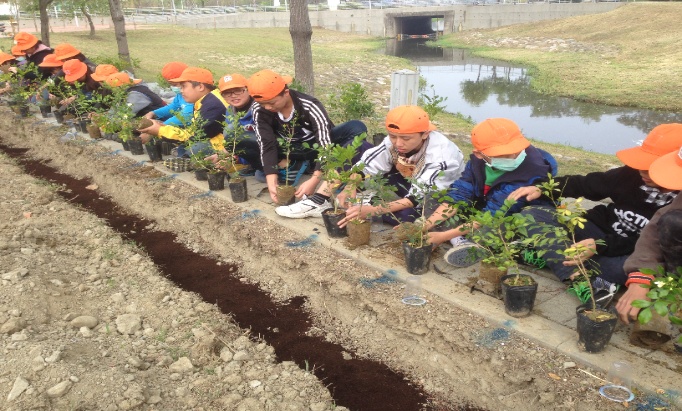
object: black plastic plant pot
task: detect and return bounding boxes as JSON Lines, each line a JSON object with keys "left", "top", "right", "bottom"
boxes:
{"left": 121, "top": 140, "right": 131, "bottom": 151}
{"left": 39, "top": 105, "right": 51, "bottom": 118}
{"left": 576, "top": 303, "right": 618, "bottom": 353}
{"left": 18, "top": 105, "right": 30, "bottom": 118}
{"left": 194, "top": 169, "right": 208, "bottom": 181}
{"left": 229, "top": 178, "right": 248, "bottom": 203}
{"left": 128, "top": 138, "right": 145, "bottom": 155}
{"left": 500, "top": 274, "right": 538, "bottom": 318}
{"left": 145, "top": 142, "right": 163, "bottom": 162}
{"left": 402, "top": 241, "right": 432, "bottom": 275}
{"left": 161, "top": 141, "right": 173, "bottom": 156}
{"left": 207, "top": 172, "right": 226, "bottom": 191}
{"left": 77, "top": 118, "right": 88, "bottom": 133}
{"left": 322, "top": 208, "right": 348, "bottom": 238}
{"left": 53, "top": 110, "right": 65, "bottom": 124}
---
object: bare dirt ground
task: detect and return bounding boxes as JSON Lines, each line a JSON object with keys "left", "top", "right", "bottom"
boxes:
{"left": 0, "top": 109, "right": 648, "bottom": 410}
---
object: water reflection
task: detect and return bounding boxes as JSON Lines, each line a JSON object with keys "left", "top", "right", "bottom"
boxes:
{"left": 384, "top": 39, "right": 682, "bottom": 154}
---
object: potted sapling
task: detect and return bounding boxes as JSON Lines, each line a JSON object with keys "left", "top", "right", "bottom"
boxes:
{"left": 631, "top": 266, "right": 682, "bottom": 351}
{"left": 206, "top": 151, "right": 229, "bottom": 191}
{"left": 467, "top": 199, "right": 542, "bottom": 316}
{"left": 378, "top": 178, "right": 438, "bottom": 275}
{"left": 538, "top": 178, "right": 617, "bottom": 352}
{"left": 276, "top": 120, "right": 298, "bottom": 206}
{"left": 313, "top": 134, "right": 366, "bottom": 239}
{"left": 222, "top": 111, "right": 249, "bottom": 203}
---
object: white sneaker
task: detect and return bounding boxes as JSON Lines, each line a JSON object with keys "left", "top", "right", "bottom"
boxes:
{"left": 444, "top": 238, "right": 490, "bottom": 267}
{"left": 275, "top": 197, "right": 331, "bottom": 219}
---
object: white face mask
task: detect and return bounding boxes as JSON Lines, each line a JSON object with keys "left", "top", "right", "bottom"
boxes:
{"left": 170, "top": 86, "right": 181, "bottom": 94}
{"left": 485, "top": 150, "right": 527, "bottom": 172}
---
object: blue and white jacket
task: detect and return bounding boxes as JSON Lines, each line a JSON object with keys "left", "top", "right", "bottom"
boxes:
{"left": 446, "top": 146, "right": 557, "bottom": 214}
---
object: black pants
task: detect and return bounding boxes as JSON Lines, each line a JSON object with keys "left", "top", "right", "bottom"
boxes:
{"left": 659, "top": 210, "right": 682, "bottom": 273}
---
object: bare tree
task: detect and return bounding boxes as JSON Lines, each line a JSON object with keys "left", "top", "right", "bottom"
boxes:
{"left": 80, "top": 4, "right": 96, "bottom": 37}
{"left": 38, "top": 0, "right": 54, "bottom": 45}
{"left": 289, "top": 0, "right": 313, "bottom": 95}
{"left": 107, "top": 0, "right": 133, "bottom": 72}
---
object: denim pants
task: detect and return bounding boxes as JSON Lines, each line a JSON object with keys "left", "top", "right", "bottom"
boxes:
{"left": 521, "top": 206, "right": 628, "bottom": 285}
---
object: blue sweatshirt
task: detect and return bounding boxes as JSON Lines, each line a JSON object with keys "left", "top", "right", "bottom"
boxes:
{"left": 152, "top": 93, "right": 194, "bottom": 127}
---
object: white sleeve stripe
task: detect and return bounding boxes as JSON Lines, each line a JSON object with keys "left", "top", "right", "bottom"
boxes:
{"left": 252, "top": 108, "right": 265, "bottom": 167}
{"left": 301, "top": 99, "right": 331, "bottom": 146}
{"left": 363, "top": 145, "right": 387, "bottom": 165}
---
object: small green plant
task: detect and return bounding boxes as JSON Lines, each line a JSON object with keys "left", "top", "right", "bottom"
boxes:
{"left": 632, "top": 266, "right": 682, "bottom": 343}
{"left": 221, "top": 110, "right": 248, "bottom": 179}
{"left": 92, "top": 54, "right": 140, "bottom": 72}
{"left": 95, "top": 85, "right": 135, "bottom": 141}
{"left": 327, "top": 82, "right": 375, "bottom": 123}
{"left": 102, "top": 248, "right": 117, "bottom": 260}
{"left": 536, "top": 176, "right": 605, "bottom": 310}
{"left": 277, "top": 117, "right": 298, "bottom": 187}
{"left": 418, "top": 84, "right": 448, "bottom": 120}
{"left": 156, "top": 327, "right": 168, "bottom": 342}
{"left": 467, "top": 199, "right": 540, "bottom": 279}
{"left": 313, "top": 134, "right": 366, "bottom": 213}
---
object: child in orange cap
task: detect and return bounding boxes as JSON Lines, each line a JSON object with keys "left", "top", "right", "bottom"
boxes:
{"left": 143, "top": 62, "right": 194, "bottom": 127}
{"left": 90, "top": 64, "right": 118, "bottom": 83}
{"left": 426, "top": 118, "right": 557, "bottom": 266}
{"left": 138, "top": 67, "right": 228, "bottom": 157}
{"left": 104, "top": 72, "right": 165, "bottom": 117}
{"left": 218, "top": 73, "right": 259, "bottom": 173}
{"left": 616, "top": 145, "right": 682, "bottom": 326}
{"left": 510, "top": 123, "right": 682, "bottom": 305}
{"left": 276, "top": 105, "right": 465, "bottom": 223}
{"left": 247, "top": 69, "right": 370, "bottom": 203}
{"left": 0, "top": 52, "right": 17, "bottom": 94}
{"left": 13, "top": 32, "right": 53, "bottom": 79}
{"left": 58, "top": 59, "right": 102, "bottom": 107}
{"left": 53, "top": 43, "right": 96, "bottom": 72}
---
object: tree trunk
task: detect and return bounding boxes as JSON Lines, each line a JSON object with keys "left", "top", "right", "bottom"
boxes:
{"left": 38, "top": 0, "right": 53, "bottom": 46}
{"left": 81, "top": 5, "right": 96, "bottom": 38}
{"left": 108, "top": 0, "right": 133, "bottom": 73}
{"left": 289, "top": 0, "right": 314, "bottom": 95}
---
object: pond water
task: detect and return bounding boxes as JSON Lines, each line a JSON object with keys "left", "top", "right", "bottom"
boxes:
{"left": 383, "top": 39, "right": 682, "bottom": 155}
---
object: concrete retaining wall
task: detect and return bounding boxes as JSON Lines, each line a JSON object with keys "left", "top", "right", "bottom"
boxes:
{"left": 177, "top": 3, "right": 621, "bottom": 37}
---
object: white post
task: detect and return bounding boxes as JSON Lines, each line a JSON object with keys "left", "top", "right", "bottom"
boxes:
{"left": 74, "top": 12, "right": 79, "bottom": 27}
{"left": 390, "top": 69, "right": 420, "bottom": 109}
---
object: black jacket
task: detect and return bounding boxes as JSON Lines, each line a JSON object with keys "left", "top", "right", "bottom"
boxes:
{"left": 252, "top": 89, "right": 334, "bottom": 175}
{"left": 557, "top": 166, "right": 678, "bottom": 256}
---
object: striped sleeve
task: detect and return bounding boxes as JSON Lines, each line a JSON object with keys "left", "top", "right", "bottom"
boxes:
{"left": 300, "top": 98, "right": 332, "bottom": 146}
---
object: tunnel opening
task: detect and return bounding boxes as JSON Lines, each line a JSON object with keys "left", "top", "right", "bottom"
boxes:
{"left": 394, "top": 15, "right": 444, "bottom": 39}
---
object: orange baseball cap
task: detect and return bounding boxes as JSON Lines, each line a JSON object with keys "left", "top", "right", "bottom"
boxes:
{"left": 11, "top": 45, "right": 25, "bottom": 56}
{"left": 385, "top": 105, "right": 436, "bottom": 134}
{"left": 219, "top": 73, "right": 248, "bottom": 92}
{"left": 13, "top": 32, "right": 38, "bottom": 51}
{"left": 63, "top": 59, "right": 88, "bottom": 83}
{"left": 38, "top": 54, "right": 63, "bottom": 68}
{"left": 54, "top": 43, "right": 81, "bottom": 61}
{"left": 471, "top": 118, "right": 530, "bottom": 157}
{"left": 161, "top": 62, "right": 188, "bottom": 81}
{"left": 649, "top": 146, "right": 682, "bottom": 190}
{"left": 616, "top": 123, "right": 682, "bottom": 171}
{"left": 105, "top": 72, "right": 142, "bottom": 87}
{"left": 170, "top": 67, "right": 214, "bottom": 85}
{"left": 91, "top": 64, "right": 119, "bottom": 82}
{"left": 0, "top": 52, "right": 16, "bottom": 65}
{"left": 247, "top": 69, "right": 292, "bottom": 101}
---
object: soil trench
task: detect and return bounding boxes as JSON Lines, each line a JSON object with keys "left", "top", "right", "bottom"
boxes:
{"left": 0, "top": 142, "right": 444, "bottom": 410}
